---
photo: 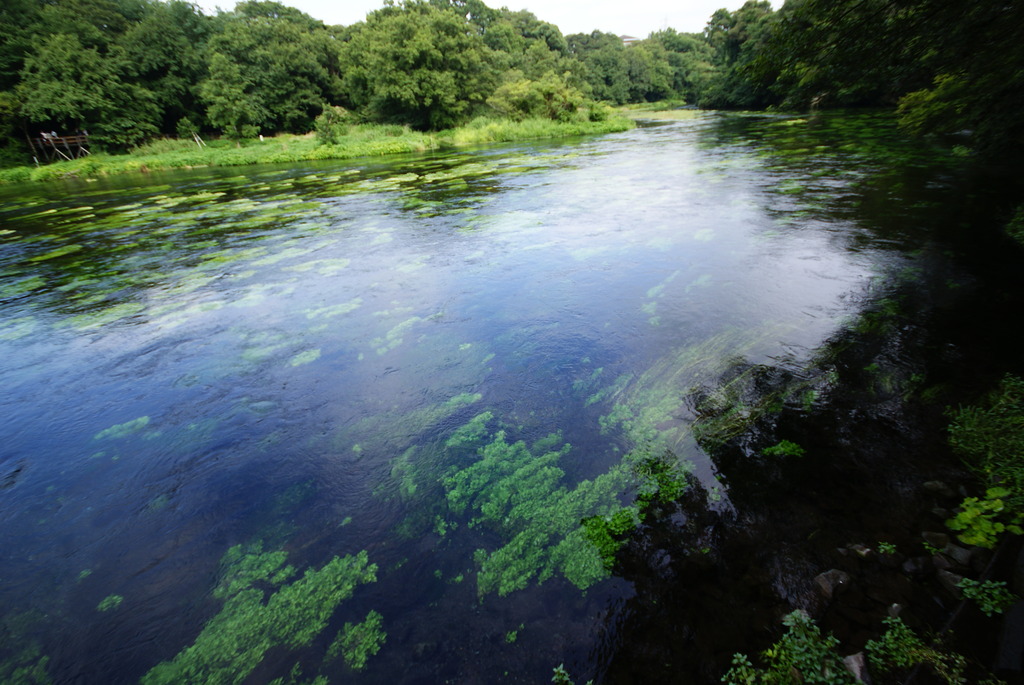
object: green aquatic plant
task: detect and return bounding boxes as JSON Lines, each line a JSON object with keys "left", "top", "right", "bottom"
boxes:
{"left": 327, "top": 610, "right": 386, "bottom": 670}
{"left": 96, "top": 594, "right": 123, "bottom": 611}
{"left": 371, "top": 316, "right": 425, "bottom": 355}
{"left": 212, "top": 541, "right": 295, "bottom": 599}
{"left": 444, "top": 428, "right": 631, "bottom": 596}
{"left": 93, "top": 416, "right": 150, "bottom": 440}
{"left": 762, "top": 440, "right": 806, "bottom": 458}
{"left": 141, "top": 548, "right": 377, "bottom": 684}
{"left": 581, "top": 507, "right": 639, "bottom": 571}
{"left": 441, "top": 419, "right": 690, "bottom": 597}
{"left": 0, "top": 643, "right": 51, "bottom": 685}
{"left": 288, "top": 349, "right": 321, "bottom": 367}
{"left": 957, "top": 578, "right": 1017, "bottom": 617}
{"left": 445, "top": 411, "right": 494, "bottom": 450}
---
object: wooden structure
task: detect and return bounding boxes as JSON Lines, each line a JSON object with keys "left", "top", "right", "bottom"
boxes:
{"left": 27, "top": 133, "right": 91, "bottom": 163}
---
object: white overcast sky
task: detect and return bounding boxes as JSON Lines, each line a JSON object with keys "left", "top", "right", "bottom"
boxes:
{"left": 192, "top": 0, "right": 771, "bottom": 39}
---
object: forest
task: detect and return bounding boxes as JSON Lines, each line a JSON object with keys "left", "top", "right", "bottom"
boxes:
{"left": 0, "top": 0, "right": 1020, "bottom": 167}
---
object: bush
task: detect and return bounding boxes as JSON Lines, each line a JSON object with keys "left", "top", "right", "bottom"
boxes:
{"left": 314, "top": 106, "right": 352, "bottom": 145}
{"left": 723, "top": 610, "right": 855, "bottom": 684}
{"left": 487, "top": 71, "right": 588, "bottom": 123}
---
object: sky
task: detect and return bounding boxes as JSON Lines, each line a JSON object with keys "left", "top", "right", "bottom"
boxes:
{"left": 191, "top": 0, "right": 766, "bottom": 39}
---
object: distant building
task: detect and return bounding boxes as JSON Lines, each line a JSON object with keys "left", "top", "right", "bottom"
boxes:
{"left": 619, "top": 35, "right": 641, "bottom": 47}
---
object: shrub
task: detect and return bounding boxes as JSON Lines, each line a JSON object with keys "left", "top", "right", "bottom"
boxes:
{"left": 314, "top": 106, "right": 351, "bottom": 145}
{"left": 958, "top": 578, "right": 1017, "bottom": 616}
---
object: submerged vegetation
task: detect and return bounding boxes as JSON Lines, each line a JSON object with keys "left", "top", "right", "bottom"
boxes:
{"left": 141, "top": 545, "right": 378, "bottom": 684}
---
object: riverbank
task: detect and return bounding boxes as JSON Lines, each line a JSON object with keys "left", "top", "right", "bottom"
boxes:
{"left": 0, "top": 115, "right": 633, "bottom": 186}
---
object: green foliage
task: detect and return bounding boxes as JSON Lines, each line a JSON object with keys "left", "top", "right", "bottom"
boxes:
{"left": 897, "top": 73, "right": 970, "bottom": 137}
{"left": 1005, "top": 206, "right": 1024, "bottom": 249}
{"left": 486, "top": 70, "right": 586, "bottom": 123}
{"left": 957, "top": 578, "right": 1017, "bottom": 617}
{"left": 200, "top": 52, "right": 268, "bottom": 141}
{"left": 96, "top": 594, "right": 123, "bottom": 611}
{"left": 203, "top": 3, "right": 341, "bottom": 134}
{"left": 866, "top": 616, "right": 966, "bottom": 684}
{"left": 314, "top": 106, "right": 350, "bottom": 145}
{"left": 722, "top": 610, "right": 855, "bottom": 684}
{"left": 946, "top": 376, "right": 1024, "bottom": 547}
{"left": 141, "top": 547, "right": 377, "bottom": 684}
{"left": 339, "top": 1, "right": 496, "bottom": 130}
{"left": 877, "top": 541, "right": 896, "bottom": 554}
{"left": 762, "top": 440, "right": 806, "bottom": 458}
{"left": 946, "top": 487, "right": 1023, "bottom": 549}
{"left": 752, "top": 0, "right": 1024, "bottom": 157}
{"left": 327, "top": 610, "right": 386, "bottom": 670}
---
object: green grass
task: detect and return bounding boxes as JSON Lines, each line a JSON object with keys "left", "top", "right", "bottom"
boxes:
{"left": 0, "top": 116, "right": 633, "bottom": 186}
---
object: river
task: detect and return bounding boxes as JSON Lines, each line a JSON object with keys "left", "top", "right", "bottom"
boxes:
{"left": 1, "top": 111, "right": 1018, "bottom": 683}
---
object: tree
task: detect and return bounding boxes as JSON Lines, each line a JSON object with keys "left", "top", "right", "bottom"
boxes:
{"left": 338, "top": 1, "right": 496, "bottom": 130}
{"left": 697, "top": 0, "right": 776, "bottom": 108}
{"left": 486, "top": 70, "right": 586, "bottom": 122}
{"left": 114, "top": 0, "right": 212, "bottom": 133}
{"left": 566, "top": 32, "right": 631, "bottom": 104}
{"left": 17, "top": 32, "right": 159, "bottom": 148}
{"left": 647, "top": 29, "right": 717, "bottom": 103}
{"left": 199, "top": 52, "right": 268, "bottom": 140}
{"left": 203, "top": 1, "right": 342, "bottom": 134}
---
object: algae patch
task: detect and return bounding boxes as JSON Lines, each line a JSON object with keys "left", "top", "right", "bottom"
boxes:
{"left": 141, "top": 545, "right": 377, "bottom": 685}
{"left": 94, "top": 416, "right": 150, "bottom": 440}
{"left": 327, "top": 610, "right": 386, "bottom": 670}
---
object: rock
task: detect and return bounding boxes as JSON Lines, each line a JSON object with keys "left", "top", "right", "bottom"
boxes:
{"left": 923, "top": 480, "right": 956, "bottom": 499}
{"left": 942, "top": 543, "right": 972, "bottom": 568}
{"left": 936, "top": 569, "right": 964, "bottom": 598}
{"left": 887, "top": 602, "right": 903, "bottom": 618}
{"left": 932, "top": 554, "right": 953, "bottom": 571}
{"left": 848, "top": 543, "right": 873, "bottom": 559}
{"left": 843, "top": 652, "right": 872, "bottom": 684}
{"left": 902, "top": 556, "right": 931, "bottom": 577}
{"left": 996, "top": 601, "right": 1024, "bottom": 675}
{"left": 815, "top": 569, "right": 850, "bottom": 600}
{"left": 922, "top": 531, "right": 950, "bottom": 549}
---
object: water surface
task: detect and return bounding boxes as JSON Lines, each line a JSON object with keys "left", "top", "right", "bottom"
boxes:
{"left": 0, "top": 112, "right": 967, "bottom": 683}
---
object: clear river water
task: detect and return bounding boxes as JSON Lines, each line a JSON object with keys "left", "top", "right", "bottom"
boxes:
{"left": 1, "top": 112, "right": 1015, "bottom": 683}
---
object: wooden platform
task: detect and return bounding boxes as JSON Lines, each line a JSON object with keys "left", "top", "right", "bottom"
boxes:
{"left": 28, "top": 133, "right": 91, "bottom": 163}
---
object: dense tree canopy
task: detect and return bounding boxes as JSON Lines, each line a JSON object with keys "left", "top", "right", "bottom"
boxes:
{"left": 337, "top": 1, "right": 495, "bottom": 130}
{"left": 0, "top": 0, "right": 1019, "bottom": 164}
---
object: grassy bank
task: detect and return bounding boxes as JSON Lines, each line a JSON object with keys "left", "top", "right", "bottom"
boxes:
{"left": 0, "top": 116, "right": 633, "bottom": 186}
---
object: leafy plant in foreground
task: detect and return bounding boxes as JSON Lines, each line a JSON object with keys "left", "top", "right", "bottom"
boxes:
{"left": 957, "top": 578, "right": 1017, "bottom": 617}
{"left": 866, "top": 616, "right": 966, "bottom": 684}
{"left": 946, "top": 375, "right": 1024, "bottom": 548}
{"left": 946, "top": 487, "right": 1023, "bottom": 549}
{"left": 722, "top": 610, "right": 854, "bottom": 684}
